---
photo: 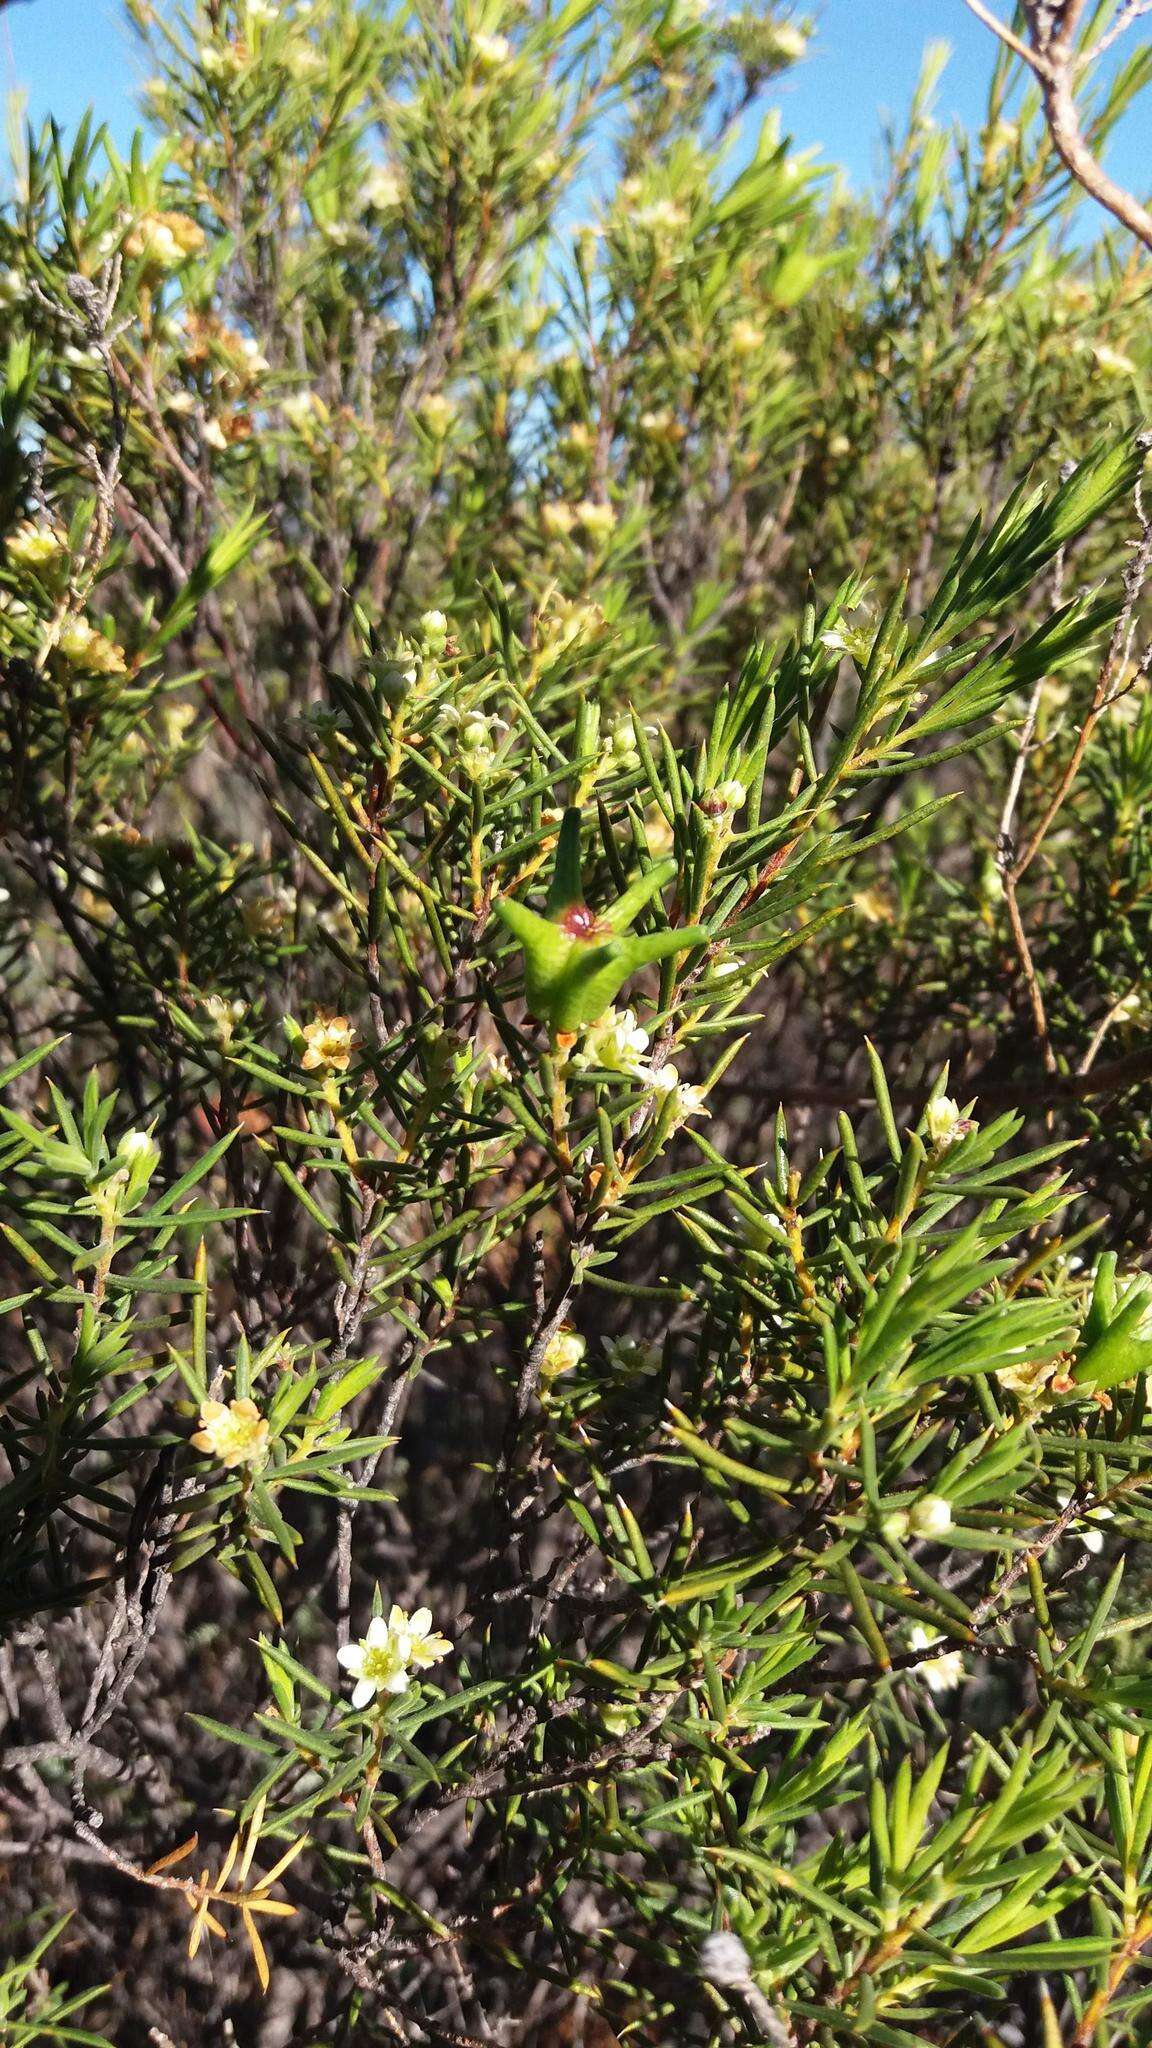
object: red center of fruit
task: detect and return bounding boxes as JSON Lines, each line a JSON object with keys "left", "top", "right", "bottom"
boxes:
{"left": 562, "top": 904, "right": 610, "bottom": 940}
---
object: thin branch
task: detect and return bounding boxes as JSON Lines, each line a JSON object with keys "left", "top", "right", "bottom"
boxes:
{"left": 964, "top": 0, "right": 1152, "bottom": 250}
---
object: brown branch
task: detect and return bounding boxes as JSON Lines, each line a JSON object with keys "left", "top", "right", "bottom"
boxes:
{"left": 963, "top": 0, "right": 1152, "bottom": 250}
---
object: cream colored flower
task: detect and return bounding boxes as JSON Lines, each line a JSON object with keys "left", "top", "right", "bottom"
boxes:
{"left": 908, "top": 1624, "right": 965, "bottom": 1695}
{"left": 1093, "top": 344, "right": 1137, "bottom": 377}
{"left": 7, "top": 520, "right": 67, "bottom": 571}
{"left": 57, "top": 618, "right": 127, "bottom": 676}
{"left": 770, "top": 21, "right": 808, "bottom": 60}
{"left": 455, "top": 711, "right": 507, "bottom": 782}
{"left": 199, "top": 39, "right": 246, "bottom": 82}
{"left": 925, "top": 1094, "right": 974, "bottom": 1153}
{"left": 236, "top": 333, "right": 270, "bottom": 375}
{"left": 575, "top": 1006, "right": 651, "bottom": 1078}
{"left": 996, "top": 1354, "right": 1058, "bottom": 1405}
{"left": 301, "top": 1009, "right": 360, "bottom": 1074}
{"left": 633, "top": 197, "right": 688, "bottom": 234}
{"left": 730, "top": 318, "right": 763, "bottom": 356}
{"left": 909, "top": 1493, "right": 952, "bottom": 1539}
{"left": 394, "top": 1604, "right": 453, "bottom": 1673}
{"left": 201, "top": 993, "right": 247, "bottom": 1043}
{"left": 125, "top": 210, "right": 205, "bottom": 272}
{"left": 853, "top": 886, "right": 894, "bottom": 925}
{"left": 602, "top": 713, "right": 642, "bottom": 773}
{"left": 714, "top": 779, "right": 746, "bottom": 813}
{"left": 281, "top": 389, "right": 328, "bottom": 430}
{"left": 117, "top": 1128, "right": 157, "bottom": 1166}
{"left": 420, "top": 608, "right": 448, "bottom": 650}
{"left": 541, "top": 1326, "right": 586, "bottom": 1381}
{"left": 472, "top": 30, "right": 513, "bottom": 66}
{"left": 669, "top": 1078, "right": 708, "bottom": 1120}
{"left": 418, "top": 392, "right": 456, "bottom": 438}
{"left": 337, "top": 1605, "right": 451, "bottom": 1708}
{"left": 191, "top": 1396, "right": 270, "bottom": 1470}
{"left": 282, "top": 37, "right": 327, "bottom": 81}
{"left": 363, "top": 165, "right": 403, "bottom": 212}
{"left": 575, "top": 498, "right": 616, "bottom": 541}
{"left": 242, "top": 883, "right": 294, "bottom": 937}
{"left": 338, "top": 1613, "right": 408, "bottom": 1705}
{"left": 541, "top": 500, "right": 578, "bottom": 539}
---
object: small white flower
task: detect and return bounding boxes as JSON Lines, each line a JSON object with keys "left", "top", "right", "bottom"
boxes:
{"left": 472, "top": 30, "right": 513, "bottom": 66}
{"left": 909, "top": 1493, "right": 953, "bottom": 1539}
{"left": 419, "top": 608, "right": 448, "bottom": 651}
{"left": 770, "top": 21, "right": 808, "bottom": 60}
{"left": 199, "top": 39, "right": 246, "bottom": 82}
{"left": 281, "top": 389, "right": 327, "bottom": 430}
{"left": 282, "top": 37, "right": 327, "bottom": 81}
{"left": 642, "top": 1059, "right": 681, "bottom": 1096}
{"left": 201, "top": 992, "right": 247, "bottom": 1043}
{"left": 363, "top": 165, "right": 403, "bottom": 212}
{"left": 448, "top": 707, "right": 507, "bottom": 782}
{"left": 338, "top": 1605, "right": 451, "bottom": 1709}
{"left": 633, "top": 197, "right": 688, "bottom": 235}
{"left": 925, "top": 1094, "right": 975, "bottom": 1153}
{"left": 908, "top": 1624, "right": 965, "bottom": 1695}
{"left": 669, "top": 1077, "right": 708, "bottom": 1121}
{"left": 238, "top": 334, "right": 270, "bottom": 373}
{"left": 116, "top": 1128, "right": 157, "bottom": 1165}
{"left": 575, "top": 1007, "right": 651, "bottom": 1079}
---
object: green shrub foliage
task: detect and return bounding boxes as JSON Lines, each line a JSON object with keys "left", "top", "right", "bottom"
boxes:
{"left": 2, "top": 1, "right": 1152, "bottom": 2041}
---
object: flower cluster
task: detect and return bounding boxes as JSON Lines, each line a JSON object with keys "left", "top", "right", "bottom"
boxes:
{"left": 338, "top": 1605, "right": 452, "bottom": 1707}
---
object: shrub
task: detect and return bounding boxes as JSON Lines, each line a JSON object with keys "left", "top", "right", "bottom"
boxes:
{"left": 2, "top": 2, "right": 1152, "bottom": 2042}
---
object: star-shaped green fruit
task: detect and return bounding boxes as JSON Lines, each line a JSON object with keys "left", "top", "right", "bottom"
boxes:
{"left": 494, "top": 808, "right": 705, "bottom": 1035}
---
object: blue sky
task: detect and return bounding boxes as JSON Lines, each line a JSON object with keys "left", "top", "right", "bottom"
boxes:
{"left": 0, "top": 0, "right": 1147, "bottom": 198}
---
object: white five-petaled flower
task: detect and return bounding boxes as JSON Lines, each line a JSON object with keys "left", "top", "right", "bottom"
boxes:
{"left": 908, "top": 1624, "right": 965, "bottom": 1695}
{"left": 338, "top": 1605, "right": 451, "bottom": 1708}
